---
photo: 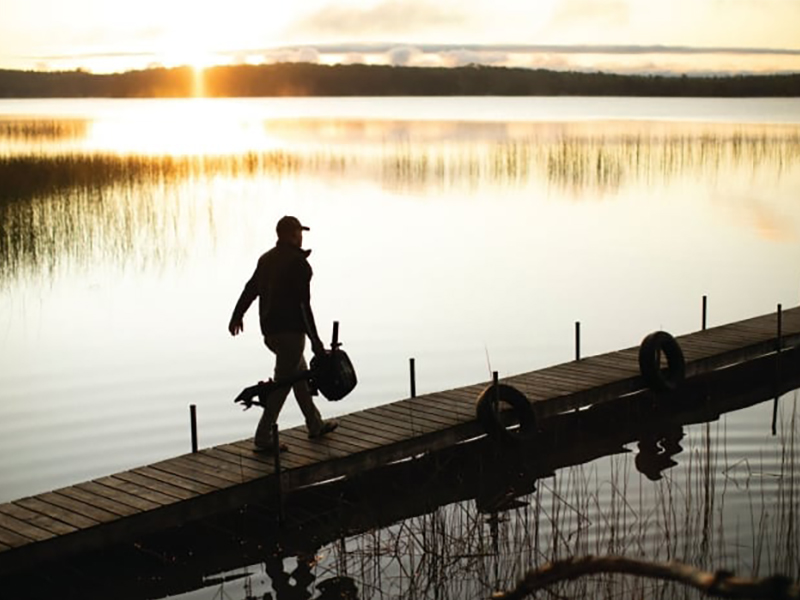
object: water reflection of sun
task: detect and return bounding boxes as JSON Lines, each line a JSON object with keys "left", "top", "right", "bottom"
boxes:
{"left": 84, "top": 100, "right": 285, "bottom": 156}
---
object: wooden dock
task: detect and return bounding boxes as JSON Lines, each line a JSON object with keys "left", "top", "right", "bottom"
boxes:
{"left": 1, "top": 306, "right": 798, "bottom": 576}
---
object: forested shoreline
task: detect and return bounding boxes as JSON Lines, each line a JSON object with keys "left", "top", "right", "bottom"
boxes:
{"left": 1, "top": 63, "right": 799, "bottom": 98}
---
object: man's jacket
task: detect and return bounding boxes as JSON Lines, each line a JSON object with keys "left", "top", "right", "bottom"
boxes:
{"left": 231, "top": 242, "right": 313, "bottom": 336}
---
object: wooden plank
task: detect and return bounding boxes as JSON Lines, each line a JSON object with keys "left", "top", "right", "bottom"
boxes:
{"left": 0, "top": 502, "right": 77, "bottom": 537}
{"left": 228, "top": 438, "right": 333, "bottom": 464}
{"left": 189, "top": 452, "right": 268, "bottom": 481}
{"left": 546, "top": 362, "right": 626, "bottom": 385}
{"left": 220, "top": 437, "right": 311, "bottom": 468}
{"left": 14, "top": 497, "right": 98, "bottom": 530}
{"left": 37, "top": 492, "right": 118, "bottom": 524}
{"left": 360, "top": 407, "right": 442, "bottom": 435}
{"left": 375, "top": 402, "right": 457, "bottom": 428}
{"left": 203, "top": 447, "right": 277, "bottom": 474}
{"left": 350, "top": 406, "right": 422, "bottom": 432}
{"left": 0, "top": 525, "right": 34, "bottom": 549}
{"left": 344, "top": 411, "right": 419, "bottom": 437}
{"left": 56, "top": 486, "right": 140, "bottom": 518}
{"left": 150, "top": 458, "right": 236, "bottom": 490}
{"left": 77, "top": 480, "right": 165, "bottom": 511}
{"left": 373, "top": 407, "right": 453, "bottom": 434}
{"left": 0, "top": 512, "right": 54, "bottom": 542}
{"left": 131, "top": 466, "right": 217, "bottom": 496}
{"left": 102, "top": 472, "right": 195, "bottom": 503}
{"left": 406, "top": 393, "right": 475, "bottom": 419}
{"left": 176, "top": 454, "right": 257, "bottom": 485}
{"left": 435, "top": 389, "right": 481, "bottom": 412}
{"left": 517, "top": 370, "right": 593, "bottom": 393}
{"left": 581, "top": 353, "right": 640, "bottom": 372}
{"left": 395, "top": 396, "right": 469, "bottom": 424}
{"left": 575, "top": 357, "right": 639, "bottom": 378}
{"left": 699, "top": 327, "right": 771, "bottom": 344}
{"left": 512, "top": 373, "right": 577, "bottom": 396}
{"left": 280, "top": 428, "right": 363, "bottom": 456}
{"left": 336, "top": 418, "right": 407, "bottom": 445}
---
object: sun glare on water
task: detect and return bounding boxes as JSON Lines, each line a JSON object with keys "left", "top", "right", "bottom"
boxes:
{"left": 84, "top": 101, "right": 285, "bottom": 156}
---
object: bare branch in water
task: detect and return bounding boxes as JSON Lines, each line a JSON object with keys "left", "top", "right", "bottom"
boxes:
{"left": 493, "top": 555, "right": 800, "bottom": 600}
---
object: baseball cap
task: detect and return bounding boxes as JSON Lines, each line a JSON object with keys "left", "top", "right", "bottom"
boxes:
{"left": 276, "top": 215, "right": 310, "bottom": 235}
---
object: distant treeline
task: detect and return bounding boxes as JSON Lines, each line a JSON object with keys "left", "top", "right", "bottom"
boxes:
{"left": 1, "top": 63, "right": 799, "bottom": 98}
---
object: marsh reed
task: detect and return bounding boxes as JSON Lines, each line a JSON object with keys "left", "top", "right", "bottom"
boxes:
{"left": 2, "top": 120, "right": 799, "bottom": 289}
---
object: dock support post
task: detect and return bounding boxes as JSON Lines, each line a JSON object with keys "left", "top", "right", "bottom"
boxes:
{"left": 410, "top": 358, "right": 416, "bottom": 398}
{"left": 575, "top": 322, "right": 581, "bottom": 361}
{"left": 702, "top": 295, "right": 707, "bottom": 330}
{"left": 190, "top": 404, "right": 198, "bottom": 453}
{"left": 331, "top": 320, "right": 340, "bottom": 347}
{"left": 273, "top": 423, "right": 284, "bottom": 523}
{"left": 772, "top": 304, "right": 783, "bottom": 436}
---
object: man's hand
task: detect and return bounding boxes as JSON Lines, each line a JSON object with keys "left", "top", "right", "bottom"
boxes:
{"left": 311, "top": 337, "right": 326, "bottom": 357}
{"left": 228, "top": 317, "right": 243, "bottom": 336}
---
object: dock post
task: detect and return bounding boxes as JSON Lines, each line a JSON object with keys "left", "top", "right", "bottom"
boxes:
{"left": 702, "top": 295, "right": 707, "bottom": 330}
{"left": 190, "top": 404, "right": 198, "bottom": 453}
{"left": 410, "top": 358, "right": 416, "bottom": 398}
{"left": 331, "top": 320, "right": 340, "bottom": 347}
{"left": 772, "top": 303, "right": 783, "bottom": 436}
{"left": 272, "top": 423, "right": 285, "bottom": 523}
{"left": 575, "top": 322, "right": 581, "bottom": 361}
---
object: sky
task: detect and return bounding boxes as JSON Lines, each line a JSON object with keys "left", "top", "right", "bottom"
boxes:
{"left": 2, "top": 0, "right": 800, "bottom": 75}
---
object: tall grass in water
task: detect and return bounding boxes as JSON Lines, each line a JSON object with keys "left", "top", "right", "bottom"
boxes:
{"left": 2, "top": 123, "right": 799, "bottom": 287}
{"left": 0, "top": 119, "right": 89, "bottom": 142}
{"left": 305, "top": 395, "right": 800, "bottom": 599}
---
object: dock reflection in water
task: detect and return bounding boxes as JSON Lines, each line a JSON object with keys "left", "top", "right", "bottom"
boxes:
{"left": 4, "top": 353, "right": 799, "bottom": 600}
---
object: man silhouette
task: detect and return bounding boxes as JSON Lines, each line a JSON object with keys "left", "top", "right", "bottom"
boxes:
{"left": 229, "top": 216, "right": 338, "bottom": 452}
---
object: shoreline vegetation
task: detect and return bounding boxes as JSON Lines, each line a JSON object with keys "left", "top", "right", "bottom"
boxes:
{"left": 1, "top": 63, "right": 799, "bottom": 98}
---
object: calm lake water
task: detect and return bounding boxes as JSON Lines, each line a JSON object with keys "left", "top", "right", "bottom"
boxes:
{"left": 1, "top": 97, "right": 800, "bottom": 597}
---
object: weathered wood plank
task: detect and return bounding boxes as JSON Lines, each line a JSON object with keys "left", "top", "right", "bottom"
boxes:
{"left": 0, "top": 525, "right": 34, "bottom": 549}
{"left": 394, "top": 397, "right": 469, "bottom": 425}
{"left": 336, "top": 418, "right": 407, "bottom": 445}
{"left": 184, "top": 453, "right": 264, "bottom": 483}
{"left": 320, "top": 428, "right": 380, "bottom": 452}
{"left": 55, "top": 486, "right": 140, "bottom": 518}
{"left": 346, "top": 410, "right": 421, "bottom": 436}
{"left": 131, "top": 466, "right": 217, "bottom": 496}
{"left": 150, "top": 458, "right": 237, "bottom": 490}
{"left": 14, "top": 497, "right": 98, "bottom": 530}
{"left": 77, "top": 480, "right": 166, "bottom": 511}
{"left": 0, "top": 513, "right": 53, "bottom": 542}
{"left": 280, "top": 428, "right": 362, "bottom": 456}
{"left": 37, "top": 492, "right": 119, "bottom": 525}
{"left": 229, "top": 438, "right": 334, "bottom": 464}
{"left": 376, "top": 403, "right": 457, "bottom": 429}
{"left": 406, "top": 393, "right": 475, "bottom": 419}
{"left": 110, "top": 471, "right": 197, "bottom": 502}
{"left": 203, "top": 447, "right": 277, "bottom": 474}
{"left": 363, "top": 408, "right": 444, "bottom": 435}
{"left": 0, "top": 502, "right": 77, "bottom": 537}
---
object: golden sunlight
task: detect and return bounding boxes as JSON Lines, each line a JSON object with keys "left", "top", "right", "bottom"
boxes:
{"left": 84, "top": 100, "right": 285, "bottom": 155}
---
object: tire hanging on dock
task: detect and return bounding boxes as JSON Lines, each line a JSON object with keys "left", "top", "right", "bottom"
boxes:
{"left": 475, "top": 383, "right": 538, "bottom": 444}
{"left": 638, "top": 331, "right": 686, "bottom": 392}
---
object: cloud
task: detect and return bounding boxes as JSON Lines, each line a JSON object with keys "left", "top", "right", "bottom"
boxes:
{"left": 387, "top": 46, "right": 421, "bottom": 66}
{"left": 440, "top": 49, "right": 509, "bottom": 67}
{"left": 262, "top": 47, "right": 321, "bottom": 64}
{"left": 288, "top": 0, "right": 467, "bottom": 37}
{"left": 341, "top": 52, "right": 366, "bottom": 65}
